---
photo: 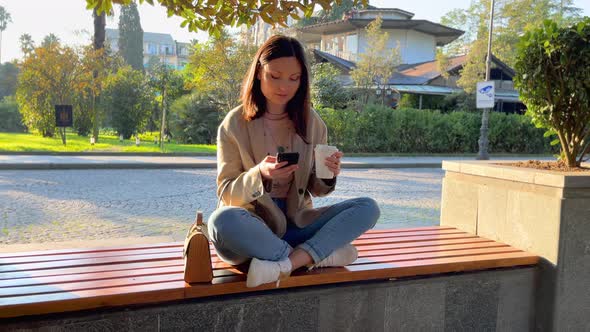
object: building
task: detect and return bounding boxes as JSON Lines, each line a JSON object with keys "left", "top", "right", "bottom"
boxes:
{"left": 105, "top": 28, "right": 191, "bottom": 70}
{"left": 296, "top": 8, "right": 522, "bottom": 113}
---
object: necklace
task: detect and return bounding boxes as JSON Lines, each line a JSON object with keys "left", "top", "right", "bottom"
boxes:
{"left": 263, "top": 118, "right": 292, "bottom": 154}
{"left": 263, "top": 111, "right": 289, "bottom": 121}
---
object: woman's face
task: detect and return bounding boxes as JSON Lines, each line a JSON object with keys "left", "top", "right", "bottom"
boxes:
{"left": 257, "top": 56, "right": 302, "bottom": 110}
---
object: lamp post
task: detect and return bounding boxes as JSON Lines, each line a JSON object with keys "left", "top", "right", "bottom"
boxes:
{"left": 477, "top": 0, "right": 495, "bottom": 160}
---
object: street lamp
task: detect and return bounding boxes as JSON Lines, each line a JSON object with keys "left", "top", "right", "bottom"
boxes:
{"left": 477, "top": 0, "right": 495, "bottom": 160}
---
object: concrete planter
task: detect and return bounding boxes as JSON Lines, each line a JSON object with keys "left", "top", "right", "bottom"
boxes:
{"left": 440, "top": 161, "right": 590, "bottom": 331}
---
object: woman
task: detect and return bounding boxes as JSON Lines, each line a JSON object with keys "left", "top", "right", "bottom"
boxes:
{"left": 208, "top": 35, "right": 380, "bottom": 288}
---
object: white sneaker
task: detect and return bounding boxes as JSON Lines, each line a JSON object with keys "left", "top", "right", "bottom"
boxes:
{"left": 246, "top": 257, "right": 292, "bottom": 288}
{"left": 309, "top": 244, "right": 358, "bottom": 270}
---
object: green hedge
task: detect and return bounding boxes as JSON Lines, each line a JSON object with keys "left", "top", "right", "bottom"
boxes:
{"left": 318, "top": 105, "right": 555, "bottom": 154}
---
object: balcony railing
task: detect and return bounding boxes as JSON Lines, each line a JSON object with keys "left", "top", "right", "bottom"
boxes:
{"left": 322, "top": 49, "right": 358, "bottom": 62}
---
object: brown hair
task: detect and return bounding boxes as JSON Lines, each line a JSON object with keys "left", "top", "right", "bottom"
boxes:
{"left": 241, "top": 35, "right": 311, "bottom": 141}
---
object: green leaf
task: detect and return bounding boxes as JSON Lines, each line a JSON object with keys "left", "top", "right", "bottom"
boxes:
{"left": 550, "top": 138, "right": 560, "bottom": 146}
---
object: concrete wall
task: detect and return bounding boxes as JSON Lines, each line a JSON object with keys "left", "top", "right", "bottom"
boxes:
{"left": 3, "top": 267, "right": 536, "bottom": 332}
{"left": 440, "top": 161, "right": 590, "bottom": 332}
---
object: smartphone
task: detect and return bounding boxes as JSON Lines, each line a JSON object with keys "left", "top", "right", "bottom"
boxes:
{"left": 277, "top": 152, "right": 299, "bottom": 167}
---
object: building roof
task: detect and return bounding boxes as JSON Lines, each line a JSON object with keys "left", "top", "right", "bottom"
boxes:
{"left": 105, "top": 28, "right": 175, "bottom": 45}
{"left": 298, "top": 18, "right": 463, "bottom": 46}
{"left": 394, "top": 55, "right": 467, "bottom": 85}
{"left": 354, "top": 8, "right": 415, "bottom": 19}
{"left": 313, "top": 49, "right": 356, "bottom": 71}
{"left": 313, "top": 50, "right": 518, "bottom": 95}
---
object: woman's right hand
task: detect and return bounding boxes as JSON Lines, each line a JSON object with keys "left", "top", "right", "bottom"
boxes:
{"left": 258, "top": 155, "right": 298, "bottom": 180}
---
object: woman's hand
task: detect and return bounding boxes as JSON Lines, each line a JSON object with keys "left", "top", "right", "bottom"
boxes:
{"left": 324, "top": 151, "right": 344, "bottom": 177}
{"left": 259, "top": 155, "right": 298, "bottom": 180}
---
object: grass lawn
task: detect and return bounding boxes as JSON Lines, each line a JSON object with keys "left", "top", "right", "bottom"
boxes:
{"left": 0, "top": 131, "right": 217, "bottom": 154}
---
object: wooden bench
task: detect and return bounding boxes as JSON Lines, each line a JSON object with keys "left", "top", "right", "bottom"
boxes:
{"left": 0, "top": 226, "right": 539, "bottom": 319}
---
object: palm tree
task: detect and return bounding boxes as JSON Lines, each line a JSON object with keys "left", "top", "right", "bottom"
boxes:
{"left": 19, "top": 33, "right": 35, "bottom": 58}
{"left": 0, "top": 6, "right": 13, "bottom": 63}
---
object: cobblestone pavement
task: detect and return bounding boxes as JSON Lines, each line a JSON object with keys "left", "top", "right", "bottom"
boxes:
{"left": 0, "top": 168, "right": 442, "bottom": 245}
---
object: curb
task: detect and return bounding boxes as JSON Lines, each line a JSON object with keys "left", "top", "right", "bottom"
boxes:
{"left": 0, "top": 151, "right": 215, "bottom": 157}
{"left": 0, "top": 162, "right": 442, "bottom": 170}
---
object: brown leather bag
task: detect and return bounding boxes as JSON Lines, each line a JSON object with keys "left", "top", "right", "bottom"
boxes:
{"left": 183, "top": 211, "right": 213, "bottom": 283}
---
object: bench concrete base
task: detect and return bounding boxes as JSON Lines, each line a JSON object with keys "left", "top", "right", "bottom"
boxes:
{"left": 3, "top": 267, "right": 535, "bottom": 332}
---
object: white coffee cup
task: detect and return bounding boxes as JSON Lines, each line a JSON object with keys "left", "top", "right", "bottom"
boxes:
{"left": 314, "top": 144, "right": 339, "bottom": 179}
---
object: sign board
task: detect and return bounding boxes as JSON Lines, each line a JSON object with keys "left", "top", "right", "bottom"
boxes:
{"left": 476, "top": 81, "right": 495, "bottom": 109}
{"left": 55, "top": 105, "right": 73, "bottom": 127}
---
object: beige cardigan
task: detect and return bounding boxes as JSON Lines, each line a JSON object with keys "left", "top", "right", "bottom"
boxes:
{"left": 216, "top": 105, "right": 336, "bottom": 237}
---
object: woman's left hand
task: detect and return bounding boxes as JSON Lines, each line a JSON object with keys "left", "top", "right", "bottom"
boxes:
{"left": 325, "top": 151, "right": 344, "bottom": 177}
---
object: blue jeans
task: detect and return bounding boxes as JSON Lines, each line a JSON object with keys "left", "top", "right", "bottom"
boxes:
{"left": 207, "top": 197, "right": 380, "bottom": 265}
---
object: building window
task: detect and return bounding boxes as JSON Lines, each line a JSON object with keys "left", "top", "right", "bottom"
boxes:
{"left": 346, "top": 34, "right": 358, "bottom": 54}
{"left": 147, "top": 43, "right": 158, "bottom": 55}
{"left": 160, "top": 44, "right": 174, "bottom": 55}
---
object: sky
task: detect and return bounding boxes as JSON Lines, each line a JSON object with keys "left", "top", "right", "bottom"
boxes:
{"left": 0, "top": 0, "right": 589, "bottom": 63}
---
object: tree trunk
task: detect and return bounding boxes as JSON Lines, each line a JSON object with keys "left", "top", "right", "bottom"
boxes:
{"left": 92, "top": 9, "right": 106, "bottom": 142}
{"left": 160, "top": 84, "right": 167, "bottom": 150}
{"left": 0, "top": 31, "right": 3, "bottom": 63}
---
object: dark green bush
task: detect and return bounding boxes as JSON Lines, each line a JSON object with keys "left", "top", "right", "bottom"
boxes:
{"left": 0, "top": 97, "right": 26, "bottom": 132}
{"left": 318, "top": 104, "right": 555, "bottom": 154}
{"left": 169, "top": 93, "right": 221, "bottom": 144}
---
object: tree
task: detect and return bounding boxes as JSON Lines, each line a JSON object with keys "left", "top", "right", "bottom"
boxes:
{"left": 350, "top": 16, "right": 401, "bottom": 107}
{"left": 318, "top": 0, "right": 367, "bottom": 22}
{"left": 146, "top": 60, "right": 186, "bottom": 147}
{"left": 19, "top": 34, "right": 35, "bottom": 58}
{"left": 0, "top": 62, "right": 18, "bottom": 99}
{"left": 16, "top": 43, "right": 84, "bottom": 138}
{"left": 440, "top": 0, "right": 582, "bottom": 93}
{"left": 75, "top": 45, "right": 122, "bottom": 136}
{"left": 118, "top": 1, "right": 144, "bottom": 71}
{"left": 185, "top": 30, "right": 255, "bottom": 111}
{"left": 41, "top": 33, "right": 60, "bottom": 48}
{"left": 311, "top": 63, "right": 349, "bottom": 109}
{"left": 514, "top": 18, "right": 590, "bottom": 167}
{"left": 86, "top": 0, "right": 367, "bottom": 35}
{"left": 102, "top": 66, "right": 153, "bottom": 138}
{"left": 0, "top": 6, "right": 12, "bottom": 63}
{"left": 295, "top": 0, "right": 368, "bottom": 27}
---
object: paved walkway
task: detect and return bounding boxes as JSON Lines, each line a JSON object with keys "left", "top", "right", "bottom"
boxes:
{"left": 0, "top": 154, "right": 554, "bottom": 170}
{"left": 0, "top": 168, "right": 444, "bottom": 251}
{"left": 0, "top": 154, "right": 554, "bottom": 252}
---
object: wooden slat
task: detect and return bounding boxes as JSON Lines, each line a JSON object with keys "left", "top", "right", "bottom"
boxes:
{"left": 352, "top": 233, "right": 478, "bottom": 246}
{"left": 0, "top": 226, "right": 540, "bottom": 319}
{"left": 0, "top": 252, "right": 180, "bottom": 273}
{"left": 0, "top": 242, "right": 182, "bottom": 259}
{"left": 355, "top": 237, "right": 494, "bottom": 251}
{"left": 0, "top": 247, "right": 182, "bottom": 266}
{"left": 0, "top": 260, "right": 183, "bottom": 281}
{"left": 361, "top": 226, "right": 456, "bottom": 234}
